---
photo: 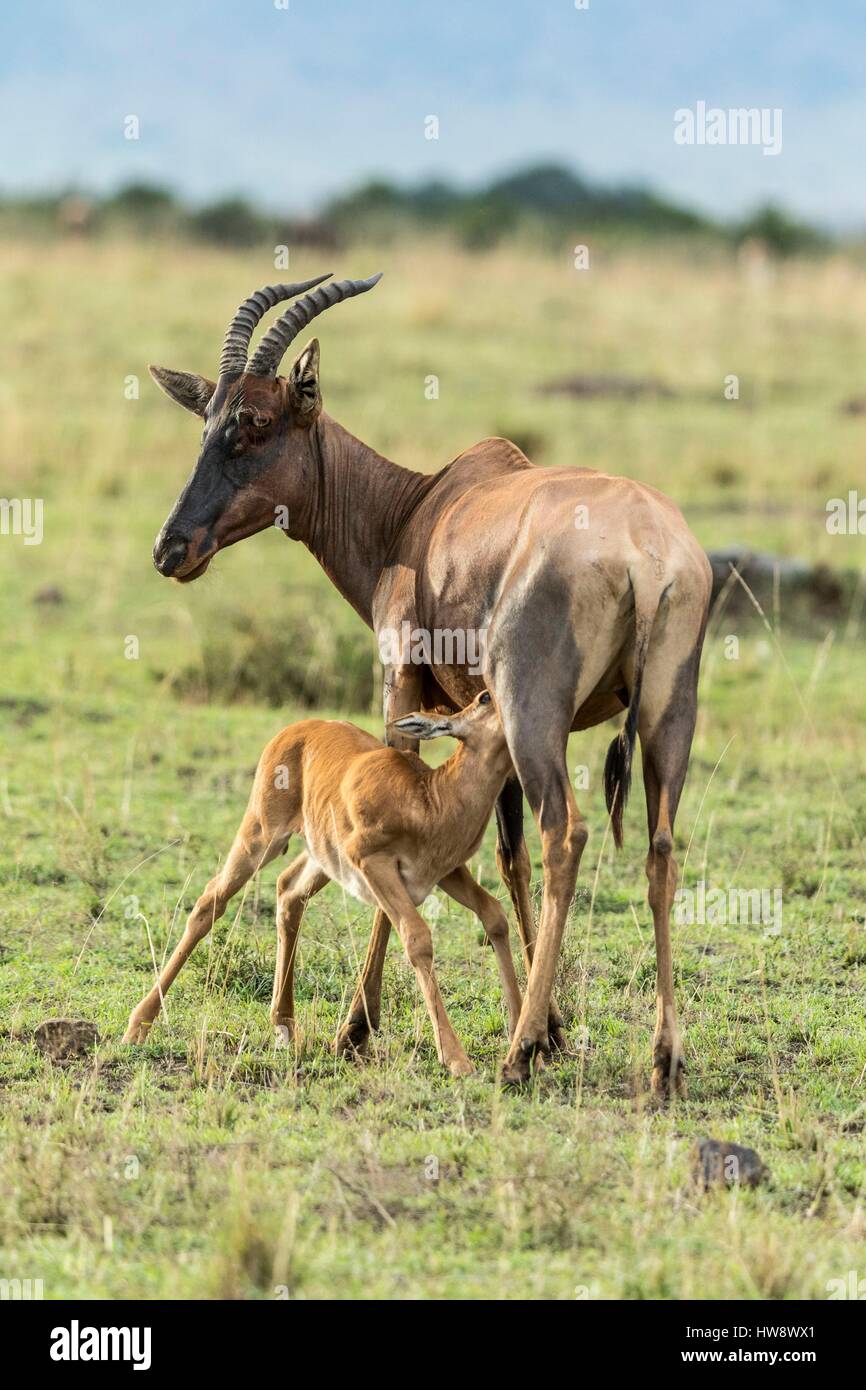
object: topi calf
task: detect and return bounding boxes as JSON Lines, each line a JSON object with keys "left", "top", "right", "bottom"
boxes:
{"left": 123, "top": 692, "right": 521, "bottom": 1075}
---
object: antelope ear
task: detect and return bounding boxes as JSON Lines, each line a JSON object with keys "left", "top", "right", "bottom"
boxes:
{"left": 148, "top": 366, "right": 216, "bottom": 418}
{"left": 287, "top": 338, "right": 321, "bottom": 418}
{"left": 388, "top": 713, "right": 455, "bottom": 741}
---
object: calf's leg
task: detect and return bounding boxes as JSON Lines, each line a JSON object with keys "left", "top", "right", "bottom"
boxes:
{"left": 334, "top": 661, "right": 421, "bottom": 1055}
{"left": 359, "top": 853, "right": 474, "bottom": 1077}
{"left": 271, "top": 852, "right": 328, "bottom": 1046}
{"left": 438, "top": 864, "right": 522, "bottom": 1038}
{"left": 333, "top": 909, "right": 393, "bottom": 1055}
{"left": 123, "top": 812, "right": 286, "bottom": 1043}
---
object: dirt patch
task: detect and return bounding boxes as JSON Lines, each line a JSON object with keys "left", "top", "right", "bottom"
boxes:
{"left": 692, "top": 1138, "right": 768, "bottom": 1191}
{"left": 707, "top": 547, "right": 859, "bottom": 628}
{"left": 0, "top": 695, "right": 50, "bottom": 724}
{"left": 33, "top": 1018, "right": 99, "bottom": 1061}
{"left": 538, "top": 373, "right": 676, "bottom": 401}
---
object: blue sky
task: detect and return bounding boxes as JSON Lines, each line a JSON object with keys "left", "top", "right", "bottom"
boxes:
{"left": 2, "top": 0, "right": 865, "bottom": 227}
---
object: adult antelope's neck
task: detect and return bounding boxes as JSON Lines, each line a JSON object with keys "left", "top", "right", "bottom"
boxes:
{"left": 293, "top": 412, "right": 432, "bottom": 627}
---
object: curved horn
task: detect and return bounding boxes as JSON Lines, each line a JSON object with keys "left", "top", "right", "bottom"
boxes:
{"left": 218, "top": 274, "right": 333, "bottom": 379}
{"left": 247, "top": 273, "right": 383, "bottom": 378}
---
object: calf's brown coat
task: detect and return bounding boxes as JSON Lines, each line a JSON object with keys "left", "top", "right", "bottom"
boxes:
{"left": 124, "top": 694, "right": 521, "bottom": 1073}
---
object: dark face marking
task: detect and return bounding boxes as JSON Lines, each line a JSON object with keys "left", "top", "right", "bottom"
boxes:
{"left": 152, "top": 377, "right": 287, "bottom": 581}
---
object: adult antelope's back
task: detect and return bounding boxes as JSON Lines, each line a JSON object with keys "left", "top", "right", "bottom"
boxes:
{"left": 147, "top": 271, "right": 712, "bottom": 1093}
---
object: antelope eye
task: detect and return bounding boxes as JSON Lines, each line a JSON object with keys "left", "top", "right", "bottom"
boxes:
{"left": 479, "top": 691, "right": 491, "bottom": 705}
{"left": 237, "top": 410, "right": 271, "bottom": 434}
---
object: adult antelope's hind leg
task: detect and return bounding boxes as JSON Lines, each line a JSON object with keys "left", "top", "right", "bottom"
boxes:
{"left": 123, "top": 813, "right": 284, "bottom": 1043}
{"left": 640, "top": 664, "right": 700, "bottom": 1101}
{"left": 438, "top": 864, "right": 522, "bottom": 1038}
{"left": 495, "top": 776, "right": 568, "bottom": 1049}
{"left": 272, "top": 853, "right": 328, "bottom": 1047}
{"left": 359, "top": 853, "right": 474, "bottom": 1077}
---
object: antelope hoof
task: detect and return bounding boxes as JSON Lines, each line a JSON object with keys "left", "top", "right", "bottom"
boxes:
{"left": 273, "top": 1023, "right": 294, "bottom": 1049}
{"left": 333, "top": 1016, "right": 371, "bottom": 1059}
{"left": 122, "top": 1016, "right": 153, "bottom": 1044}
{"left": 651, "top": 1043, "right": 688, "bottom": 1103}
{"left": 501, "top": 1058, "right": 531, "bottom": 1088}
{"left": 547, "top": 1014, "right": 569, "bottom": 1054}
{"left": 501, "top": 1035, "right": 547, "bottom": 1088}
{"left": 448, "top": 1055, "right": 475, "bottom": 1079}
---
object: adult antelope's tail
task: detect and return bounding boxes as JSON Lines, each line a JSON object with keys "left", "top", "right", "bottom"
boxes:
{"left": 603, "top": 574, "right": 664, "bottom": 849}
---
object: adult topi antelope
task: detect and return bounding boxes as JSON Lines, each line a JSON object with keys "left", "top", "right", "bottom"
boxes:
{"left": 147, "top": 272, "right": 712, "bottom": 1094}
{"left": 124, "top": 693, "right": 522, "bottom": 1075}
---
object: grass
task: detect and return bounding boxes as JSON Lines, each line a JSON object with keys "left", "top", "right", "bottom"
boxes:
{"left": 1, "top": 235, "right": 866, "bottom": 1299}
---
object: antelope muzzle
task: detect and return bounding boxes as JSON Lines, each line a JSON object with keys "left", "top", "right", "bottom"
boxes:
{"left": 152, "top": 527, "right": 215, "bottom": 581}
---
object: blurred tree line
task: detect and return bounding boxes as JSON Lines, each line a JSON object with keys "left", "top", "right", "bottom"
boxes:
{"left": 0, "top": 162, "right": 830, "bottom": 257}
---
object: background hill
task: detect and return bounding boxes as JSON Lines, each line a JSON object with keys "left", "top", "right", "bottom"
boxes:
{"left": 0, "top": 161, "right": 831, "bottom": 257}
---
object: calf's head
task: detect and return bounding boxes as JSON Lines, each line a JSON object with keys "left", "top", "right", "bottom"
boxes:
{"left": 149, "top": 272, "right": 381, "bottom": 581}
{"left": 390, "top": 691, "right": 506, "bottom": 756}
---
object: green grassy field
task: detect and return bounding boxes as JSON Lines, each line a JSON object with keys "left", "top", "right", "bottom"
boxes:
{"left": 1, "top": 237, "right": 865, "bottom": 1299}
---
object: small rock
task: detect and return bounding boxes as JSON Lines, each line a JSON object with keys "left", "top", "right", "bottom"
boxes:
{"left": 691, "top": 1138, "right": 768, "bottom": 1190}
{"left": 33, "top": 1018, "right": 99, "bottom": 1061}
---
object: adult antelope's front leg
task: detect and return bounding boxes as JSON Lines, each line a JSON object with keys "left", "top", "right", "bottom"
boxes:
{"left": 502, "top": 790, "right": 587, "bottom": 1084}
{"left": 493, "top": 687, "right": 588, "bottom": 1084}
{"left": 334, "top": 661, "right": 421, "bottom": 1057}
{"left": 495, "top": 776, "right": 568, "bottom": 1050}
